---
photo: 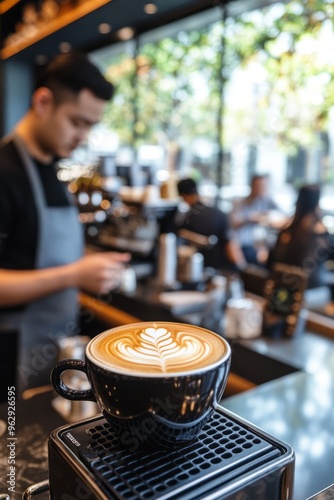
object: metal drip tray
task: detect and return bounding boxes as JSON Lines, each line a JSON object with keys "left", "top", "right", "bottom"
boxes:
{"left": 48, "top": 406, "right": 295, "bottom": 499}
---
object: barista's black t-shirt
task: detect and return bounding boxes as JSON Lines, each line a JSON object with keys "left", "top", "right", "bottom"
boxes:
{"left": 0, "top": 138, "right": 70, "bottom": 271}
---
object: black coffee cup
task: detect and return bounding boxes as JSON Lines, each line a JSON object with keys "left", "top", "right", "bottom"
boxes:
{"left": 51, "top": 322, "right": 231, "bottom": 450}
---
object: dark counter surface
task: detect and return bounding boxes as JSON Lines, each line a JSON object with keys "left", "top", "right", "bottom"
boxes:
{"left": 224, "top": 370, "right": 334, "bottom": 500}
{"left": 222, "top": 331, "right": 334, "bottom": 500}
{"left": 0, "top": 388, "right": 66, "bottom": 498}
{"left": 98, "top": 276, "right": 226, "bottom": 333}
{"left": 234, "top": 331, "right": 334, "bottom": 378}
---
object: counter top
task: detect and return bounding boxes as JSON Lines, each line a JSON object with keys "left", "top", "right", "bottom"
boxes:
{"left": 223, "top": 331, "right": 334, "bottom": 500}
{"left": 85, "top": 277, "right": 226, "bottom": 334}
{"left": 0, "top": 388, "right": 65, "bottom": 497}
{"left": 224, "top": 370, "right": 334, "bottom": 500}
{"left": 235, "top": 331, "right": 334, "bottom": 378}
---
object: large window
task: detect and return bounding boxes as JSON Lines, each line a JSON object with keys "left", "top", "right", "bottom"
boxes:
{"left": 89, "top": 0, "right": 334, "bottom": 215}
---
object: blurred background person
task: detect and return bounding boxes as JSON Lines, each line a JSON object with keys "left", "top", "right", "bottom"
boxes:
{"left": 267, "top": 184, "right": 331, "bottom": 289}
{"left": 176, "top": 178, "right": 246, "bottom": 272}
{"left": 230, "top": 173, "right": 282, "bottom": 266}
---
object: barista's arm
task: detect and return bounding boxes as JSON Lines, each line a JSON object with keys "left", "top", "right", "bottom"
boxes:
{"left": 0, "top": 252, "right": 131, "bottom": 307}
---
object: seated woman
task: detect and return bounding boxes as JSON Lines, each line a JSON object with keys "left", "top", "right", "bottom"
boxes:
{"left": 267, "top": 184, "right": 331, "bottom": 289}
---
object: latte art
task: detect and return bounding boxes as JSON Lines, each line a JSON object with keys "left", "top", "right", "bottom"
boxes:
{"left": 88, "top": 323, "right": 227, "bottom": 375}
{"left": 102, "top": 327, "right": 210, "bottom": 372}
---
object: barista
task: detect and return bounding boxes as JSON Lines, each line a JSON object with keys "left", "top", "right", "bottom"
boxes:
{"left": 0, "top": 52, "right": 130, "bottom": 393}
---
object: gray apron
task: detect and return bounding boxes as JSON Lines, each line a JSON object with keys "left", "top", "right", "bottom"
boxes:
{"left": 0, "top": 134, "right": 84, "bottom": 391}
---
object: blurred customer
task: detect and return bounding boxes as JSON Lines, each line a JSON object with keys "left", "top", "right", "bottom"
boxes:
{"left": 0, "top": 52, "right": 130, "bottom": 392}
{"left": 230, "top": 174, "right": 280, "bottom": 265}
{"left": 176, "top": 178, "right": 245, "bottom": 272}
{"left": 267, "top": 184, "right": 331, "bottom": 288}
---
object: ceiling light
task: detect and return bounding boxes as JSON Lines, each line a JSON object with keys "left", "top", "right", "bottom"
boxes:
{"left": 144, "top": 3, "right": 157, "bottom": 14}
{"left": 117, "top": 27, "right": 135, "bottom": 40}
{"left": 59, "top": 42, "right": 72, "bottom": 53}
{"left": 98, "top": 23, "right": 111, "bottom": 34}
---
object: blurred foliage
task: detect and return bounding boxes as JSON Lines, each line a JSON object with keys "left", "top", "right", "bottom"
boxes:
{"left": 102, "top": 28, "right": 223, "bottom": 154}
{"left": 224, "top": 0, "right": 334, "bottom": 154}
{"left": 101, "top": 0, "right": 334, "bottom": 160}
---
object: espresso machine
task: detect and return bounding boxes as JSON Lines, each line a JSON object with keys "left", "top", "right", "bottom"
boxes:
{"left": 24, "top": 406, "right": 294, "bottom": 499}
{"left": 96, "top": 197, "right": 179, "bottom": 259}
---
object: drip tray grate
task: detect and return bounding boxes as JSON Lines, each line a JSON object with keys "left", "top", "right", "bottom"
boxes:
{"left": 58, "top": 408, "right": 284, "bottom": 499}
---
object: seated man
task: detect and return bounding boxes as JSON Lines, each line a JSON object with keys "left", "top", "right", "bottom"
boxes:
{"left": 230, "top": 174, "right": 280, "bottom": 265}
{"left": 176, "top": 178, "right": 245, "bottom": 272}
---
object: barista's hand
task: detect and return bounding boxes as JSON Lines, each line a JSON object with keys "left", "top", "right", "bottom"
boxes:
{"left": 71, "top": 252, "right": 131, "bottom": 294}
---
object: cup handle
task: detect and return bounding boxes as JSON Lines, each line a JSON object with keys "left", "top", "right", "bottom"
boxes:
{"left": 50, "top": 359, "right": 96, "bottom": 402}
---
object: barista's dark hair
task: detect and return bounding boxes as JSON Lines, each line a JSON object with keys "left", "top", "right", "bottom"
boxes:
{"left": 34, "top": 52, "right": 114, "bottom": 103}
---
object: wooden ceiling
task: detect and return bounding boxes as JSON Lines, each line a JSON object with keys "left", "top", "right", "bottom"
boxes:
{"left": 0, "top": 0, "right": 275, "bottom": 62}
{"left": 0, "top": 0, "right": 226, "bottom": 62}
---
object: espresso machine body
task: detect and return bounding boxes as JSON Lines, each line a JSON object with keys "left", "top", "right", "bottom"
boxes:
{"left": 48, "top": 406, "right": 294, "bottom": 499}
